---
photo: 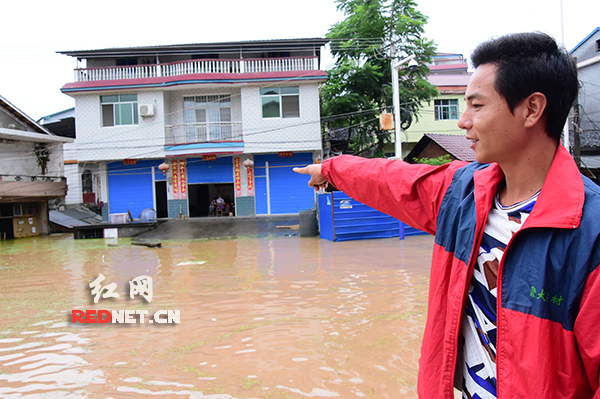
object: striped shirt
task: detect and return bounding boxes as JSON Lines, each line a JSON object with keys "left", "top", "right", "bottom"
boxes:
{"left": 460, "top": 189, "right": 538, "bottom": 398}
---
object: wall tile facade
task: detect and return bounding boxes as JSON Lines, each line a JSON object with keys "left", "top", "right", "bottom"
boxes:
{"left": 241, "top": 84, "right": 322, "bottom": 154}
{"left": 74, "top": 91, "right": 166, "bottom": 162}
{"left": 235, "top": 196, "right": 255, "bottom": 216}
{"left": 0, "top": 140, "right": 64, "bottom": 178}
{"left": 101, "top": 204, "right": 109, "bottom": 222}
{"left": 63, "top": 163, "right": 80, "bottom": 204}
{"left": 168, "top": 199, "right": 189, "bottom": 218}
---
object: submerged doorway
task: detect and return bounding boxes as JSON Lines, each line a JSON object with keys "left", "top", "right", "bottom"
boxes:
{"left": 188, "top": 183, "right": 234, "bottom": 217}
{"left": 0, "top": 217, "right": 14, "bottom": 240}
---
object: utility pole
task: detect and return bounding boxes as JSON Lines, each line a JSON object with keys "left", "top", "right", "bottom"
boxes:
{"left": 391, "top": 43, "right": 400, "bottom": 158}
{"left": 573, "top": 96, "right": 581, "bottom": 167}
{"left": 560, "top": 0, "right": 571, "bottom": 152}
{"left": 572, "top": 56, "right": 581, "bottom": 167}
{"left": 391, "top": 49, "right": 416, "bottom": 159}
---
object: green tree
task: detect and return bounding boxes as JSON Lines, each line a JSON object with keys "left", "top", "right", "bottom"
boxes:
{"left": 413, "top": 154, "right": 454, "bottom": 165}
{"left": 323, "top": 0, "right": 438, "bottom": 158}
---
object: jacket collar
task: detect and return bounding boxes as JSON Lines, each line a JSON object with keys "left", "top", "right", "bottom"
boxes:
{"left": 473, "top": 145, "right": 583, "bottom": 230}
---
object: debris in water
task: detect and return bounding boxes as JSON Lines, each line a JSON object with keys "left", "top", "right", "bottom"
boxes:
{"left": 276, "top": 224, "right": 299, "bottom": 230}
{"left": 131, "top": 242, "right": 162, "bottom": 248}
{"left": 176, "top": 261, "right": 207, "bottom": 266}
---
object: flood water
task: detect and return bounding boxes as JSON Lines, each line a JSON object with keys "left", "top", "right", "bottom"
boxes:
{"left": 0, "top": 233, "right": 435, "bottom": 398}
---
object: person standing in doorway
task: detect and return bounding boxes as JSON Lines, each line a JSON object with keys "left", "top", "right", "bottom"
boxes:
{"left": 294, "top": 32, "right": 599, "bottom": 398}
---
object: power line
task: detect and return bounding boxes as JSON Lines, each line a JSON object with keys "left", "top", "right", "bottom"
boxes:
{"left": 3, "top": 102, "right": 424, "bottom": 166}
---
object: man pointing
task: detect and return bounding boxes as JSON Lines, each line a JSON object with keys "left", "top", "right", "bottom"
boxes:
{"left": 295, "top": 32, "right": 599, "bottom": 398}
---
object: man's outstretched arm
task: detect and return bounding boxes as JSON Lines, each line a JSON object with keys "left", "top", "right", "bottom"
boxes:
{"left": 293, "top": 155, "right": 468, "bottom": 235}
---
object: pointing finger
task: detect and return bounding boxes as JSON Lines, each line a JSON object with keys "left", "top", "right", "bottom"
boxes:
{"left": 293, "top": 167, "right": 308, "bottom": 174}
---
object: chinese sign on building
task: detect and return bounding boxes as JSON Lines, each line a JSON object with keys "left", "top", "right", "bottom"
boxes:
{"left": 172, "top": 159, "right": 179, "bottom": 199}
{"left": 247, "top": 165, "right": 254, "bottom": 196}
{"left": 179, "top": 160, "right": 187, "bottom": 199}
{"left": 234, "top": 157, "right": 242, "bottom": 196}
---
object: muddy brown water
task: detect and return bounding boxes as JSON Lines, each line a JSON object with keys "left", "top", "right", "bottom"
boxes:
{"left": 0, "top": 233, "right": 435, "bottom": 398}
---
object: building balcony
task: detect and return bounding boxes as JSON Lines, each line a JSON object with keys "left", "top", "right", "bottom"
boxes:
{"left": 73, "top": 57, "right": 319, "bottom": 83}
{"left": 0, "top": 175, "right": 68, "bottom": 201}
{"left": 164, "top": 122, "right": 244, "bottom": 157}
{"left": 165, "top": 122, "right": 242, "bottom": 145}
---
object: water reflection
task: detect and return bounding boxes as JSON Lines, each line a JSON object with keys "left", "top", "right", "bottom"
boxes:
{"left": 0, "top": 233, "right": 434, "bottom": 398}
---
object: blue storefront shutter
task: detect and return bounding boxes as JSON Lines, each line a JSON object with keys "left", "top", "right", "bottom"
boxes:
{"left": 254, "top": 153, "right": 315, "bottom": 215}
{"left": 107, "top": 160, "right": 163, "bottom": 217}
{"left": 187, "top": 156, "right": 234, "bottom": 183}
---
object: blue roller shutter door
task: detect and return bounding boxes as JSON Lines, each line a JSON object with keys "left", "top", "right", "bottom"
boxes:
{"left": 187, "top": 156, "right": 233, "bottom": 183}
{"left": 107, "top": 160, "right": 164, "bottom": 217}
{"left": 255, "top": 153, "right": 315, "bottom": 214}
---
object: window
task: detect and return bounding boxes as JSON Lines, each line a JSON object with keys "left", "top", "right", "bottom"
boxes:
{"left": 261, "top": 87, "right": 299, "bottom": 118}
{"left": 82, "top": 170, "right": 93, "bottom": 194}
{"left": 434, "top": 99, "right": 459, "bottom": 120}
{"left": 596, "top": 39, "right": 600, "bottom": 52}
{"left": 183, "top": 95, "right": 232, "bottom": 141}
{"left": 101, "top": 94, "right": 138, "bottom": 127}
{"left": 9, "top": 203, "right": 37, "bottom": 217}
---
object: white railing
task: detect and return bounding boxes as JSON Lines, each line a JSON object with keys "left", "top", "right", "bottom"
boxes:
{"left": 165, "top": 122, "right": 243, "bottom": 145}
{"left": 243, "top": 57, "right": 317, "bottom": 73}
{"left": 74, "top": 57, "right": 319, "bottom": 82}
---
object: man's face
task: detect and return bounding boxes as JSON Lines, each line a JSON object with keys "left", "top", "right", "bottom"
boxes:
{"left": 458, "top": 64, "right": 527, "bottom": 165}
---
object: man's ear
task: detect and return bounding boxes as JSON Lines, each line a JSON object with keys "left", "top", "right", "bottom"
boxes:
{"left": 523, "top": 92, "right": 547, "bottom": 129}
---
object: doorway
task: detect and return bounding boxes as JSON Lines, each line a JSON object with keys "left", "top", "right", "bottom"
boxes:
{"left": 188, "top": 183, "right": 234, "bottom": 217}
{"left": 0, "top": 218, "right": 14, "bottom": 240}
{"left": 155, "top": 181, "right": 168, "bottom": 218}
{"left": 0, "top": 203, "right": 15, "bottom": 240}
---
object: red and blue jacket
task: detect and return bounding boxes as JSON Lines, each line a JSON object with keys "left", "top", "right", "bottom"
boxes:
{"left": 321, "top": 146, "right": 600, "bottom": 398}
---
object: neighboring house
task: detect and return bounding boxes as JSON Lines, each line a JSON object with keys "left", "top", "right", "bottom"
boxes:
{"left": 38, "top": 108, "right": 83, "bottom": 206}
{"left": 58, "top": 38, "right": 328, "bottom": 220}
{"left": 570, "top": 27, "right": 600, "bottom": 183}
{"left": 405, "top": 133, "right": 475, "bottom": 163}
{"left": 0, "top": 95, "right": 72, "bottom": 239}
{"left": 401, "top": 53, "right": 471, "bottom": 156}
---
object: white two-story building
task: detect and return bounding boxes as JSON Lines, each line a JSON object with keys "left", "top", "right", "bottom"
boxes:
{"left": 59, "top": 38, "right": 328, "bottom": 220}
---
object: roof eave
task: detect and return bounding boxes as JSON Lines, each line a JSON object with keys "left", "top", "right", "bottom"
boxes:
{"left": 58, "top": 38, "right": 331, "bottom": 58}
{"left": 0, "top": 128, "right": 73, "bottom": 143}
{"left": 0, "top": 95, "right": 55, "bottom": 136}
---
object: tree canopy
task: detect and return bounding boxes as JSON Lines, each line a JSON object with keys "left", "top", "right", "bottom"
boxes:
{"left": 323, "top": 0, "right": 438, "bottom": 158}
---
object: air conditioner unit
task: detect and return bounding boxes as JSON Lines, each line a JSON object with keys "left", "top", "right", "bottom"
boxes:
{"left": 139, "top": 104, "right": 155, "bottom": 117}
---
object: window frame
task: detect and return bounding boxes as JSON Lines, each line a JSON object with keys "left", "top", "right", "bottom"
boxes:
{"left": 434, "top": 99, "right": 459, "bottom": 121}
{"left": 260, "top": 86, "right": 300, "bottom": 119}
{"left": 101, "top": 94, "right": 139, "bottom": 127}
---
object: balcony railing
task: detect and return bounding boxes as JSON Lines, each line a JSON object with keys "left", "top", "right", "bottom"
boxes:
{"left": 75, "top": 56, "right": 319, "bottom": 82}
{"left": 0, "top": 174, "right": 67, "bottom": 183}
{"left": 165, "top": 122, "right": 243, "bottom": 145}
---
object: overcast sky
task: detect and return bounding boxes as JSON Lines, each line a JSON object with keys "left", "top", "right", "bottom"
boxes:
{"left": 0, "top": 0, "right": 597, "bottom": 121}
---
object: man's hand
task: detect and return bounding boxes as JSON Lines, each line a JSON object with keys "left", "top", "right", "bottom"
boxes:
{"left": 293, "top": 164, "right": 329, "bottom": 191}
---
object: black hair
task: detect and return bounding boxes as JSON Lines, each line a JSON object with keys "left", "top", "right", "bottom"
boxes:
{"left": 471, "top": 32, "right": 578, "bottom": 141}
